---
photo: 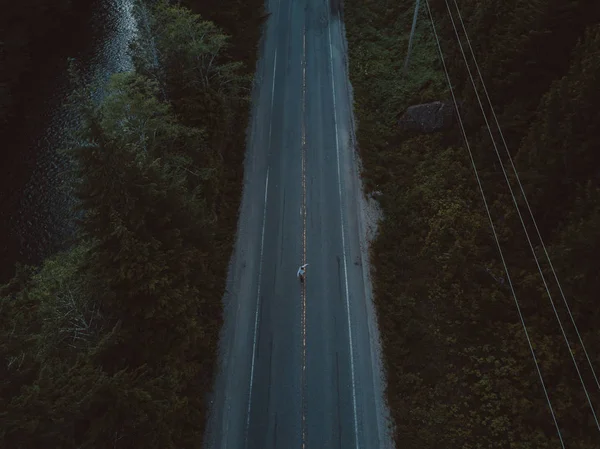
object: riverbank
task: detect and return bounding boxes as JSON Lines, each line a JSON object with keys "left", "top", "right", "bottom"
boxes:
{"left": 1, "top": 0, "right": 89, "bottom": 281}
{"left": 0, "top": 0, "right": 263, "bottom": 446}
{"left": 0, "top": 0, "right": 136, "bottom": 283}
{"left": 345, "top": 0, "right": 600, "bottom": 447}
{"left": 0, "top": 0, "right": 92, "bottom": 127}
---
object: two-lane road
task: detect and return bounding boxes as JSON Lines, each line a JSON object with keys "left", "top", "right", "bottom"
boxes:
{"left": 204, "top": 0, "right": 392, "bottom": 447}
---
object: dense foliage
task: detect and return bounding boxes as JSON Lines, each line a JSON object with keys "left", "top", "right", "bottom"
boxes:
{"left": 345, "top": 0, "right": 600, "bottom": 447}
{"left": 0, "top": 0, "right": 262, "bottom": 447}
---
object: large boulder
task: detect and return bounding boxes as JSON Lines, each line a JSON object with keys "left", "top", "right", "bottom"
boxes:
{"left": 398, "top": 101, "right": 456, "bottom": 133}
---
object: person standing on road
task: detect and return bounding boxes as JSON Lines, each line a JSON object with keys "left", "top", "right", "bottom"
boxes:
{"left": 297, "top": 264, "right": 309, "bottom": 283}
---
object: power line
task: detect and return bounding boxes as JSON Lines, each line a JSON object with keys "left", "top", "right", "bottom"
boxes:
{"left": 443, "top": 0, "right": 600, "bottom": 431}
{"left": 449, "top": 0, "right": 600, "bottom": 395}
{"left": 422, "top": 0, "right": 565, "bottom": 446}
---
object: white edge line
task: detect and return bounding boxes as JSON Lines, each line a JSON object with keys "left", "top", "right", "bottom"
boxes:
{"left": 328, "top": 22, "right": 360, "bottom": 449}
{"left": 245, "top": 167, "right": 270, "bottom": 440}
{"left": 245, "top": 44, "right": 277, "bottom": 444}
{"left": 270, "top": 51, "right": 278, "bottom": 116}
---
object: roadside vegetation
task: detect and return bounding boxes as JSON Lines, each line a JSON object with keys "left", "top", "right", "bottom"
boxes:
{"left": 345, "top": 0, "right": 600, "bottom": 447}
{"left": 0, "top": 0, "right": 263, "bottom": 447}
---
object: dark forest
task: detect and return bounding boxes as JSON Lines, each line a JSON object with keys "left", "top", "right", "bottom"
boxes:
{"left": 345, "top": 0, "right": 600, "bottom": 446}
{"left": 2, "top": 0, "right": 600, "bottom": 446}
{"left": 1, "top": 0, "right": 263, "bottom": 446}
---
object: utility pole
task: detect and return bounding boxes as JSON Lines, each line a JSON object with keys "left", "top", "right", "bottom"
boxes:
{"left": 404, "top": 0, "right": 421, "bottom": 71}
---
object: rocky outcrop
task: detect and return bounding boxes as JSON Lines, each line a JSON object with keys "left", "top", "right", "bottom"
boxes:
{"left": 398, "top": 100, "right": 456, "bottom": 133}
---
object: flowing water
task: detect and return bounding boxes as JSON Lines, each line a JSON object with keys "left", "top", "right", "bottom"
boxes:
{"left": 0, "top": 0, "right": 137, "bottom": 283}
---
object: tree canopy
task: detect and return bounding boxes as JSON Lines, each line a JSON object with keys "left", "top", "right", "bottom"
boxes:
{"left": 345, "top": 0, "right": 600, "bottom": 447}
{"left": 0, "top": 0, "right": 262, "bottom": 446}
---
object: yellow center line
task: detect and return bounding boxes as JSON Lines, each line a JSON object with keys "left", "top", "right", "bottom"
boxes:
{"left": 300, "top": 21, "right": 308, "bottom": 449}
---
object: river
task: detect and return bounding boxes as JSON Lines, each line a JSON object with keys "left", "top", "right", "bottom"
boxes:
{"left": 0, "top": 0, "right": 137, "bottom": 283}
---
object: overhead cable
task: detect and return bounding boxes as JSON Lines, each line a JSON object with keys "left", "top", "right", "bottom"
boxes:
{"left": 444, "top": 0, "right": 600, "bottom": 431}
{"left": 423, "top": 0, "right": 566, "bottom": 446}
{"left": 450, "top": 0, "right": 600, "bottom": 395}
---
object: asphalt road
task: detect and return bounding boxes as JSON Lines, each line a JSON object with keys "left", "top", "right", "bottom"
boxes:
{"left": 204, "top": 0, "right": 391, "bottom": 448}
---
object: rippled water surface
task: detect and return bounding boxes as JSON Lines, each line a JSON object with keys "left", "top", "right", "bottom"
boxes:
{"left": 0, "top": 0, "right": 136, "bottom": 282}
